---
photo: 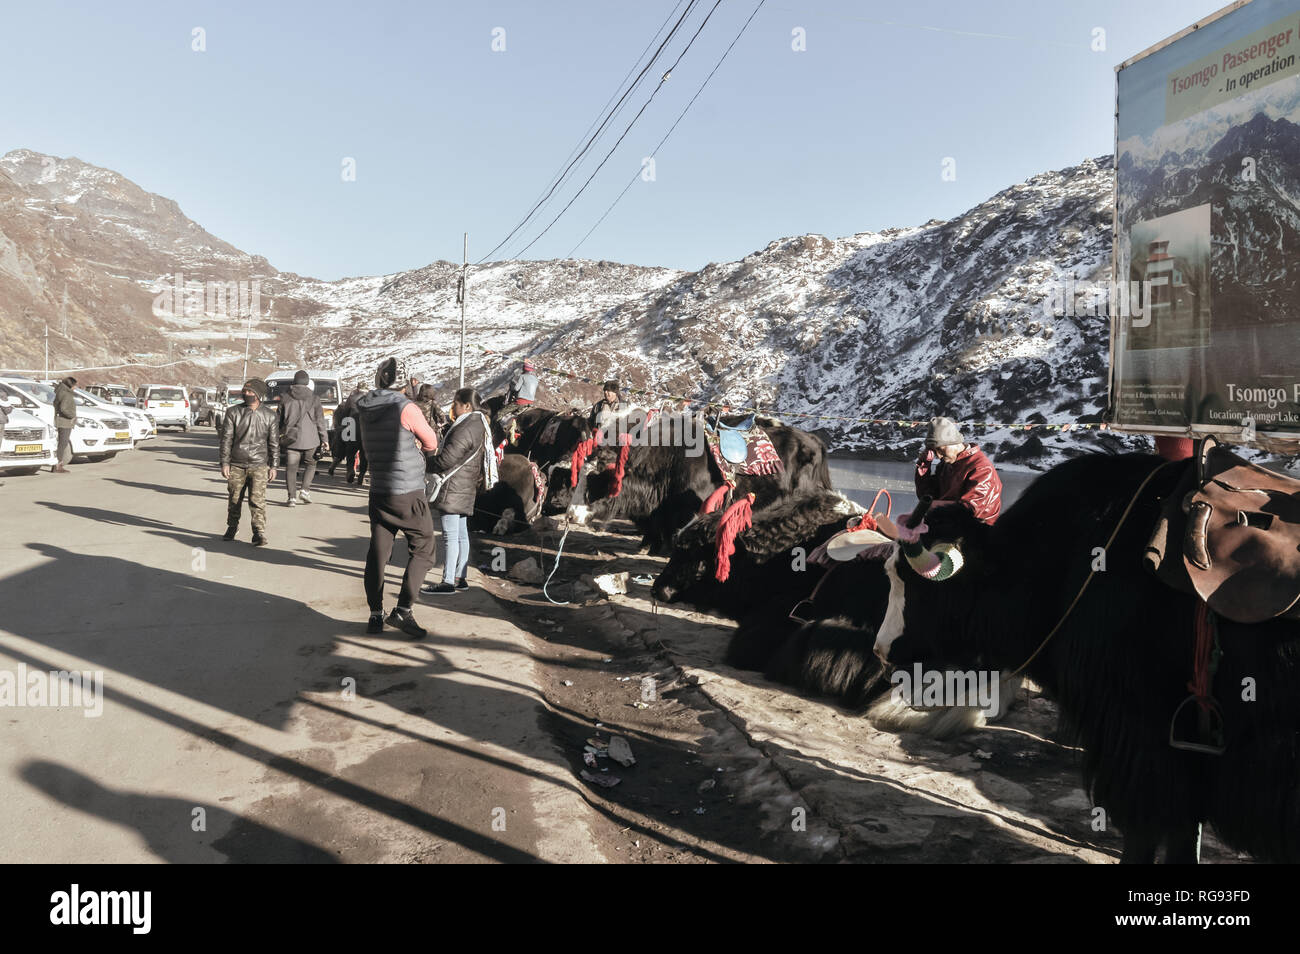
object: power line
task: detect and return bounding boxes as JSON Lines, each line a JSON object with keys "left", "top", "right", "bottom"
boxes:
{"left": 568, "top": 0, "right": 767, "bottom": 258}
{"left": 477, "top": 0, "right": 700, "bottom": 264}
{"left": 521, "top": 0, "right": 690, "bottom": 237}
{"left": 510, "top": 0, "right": 727, "bottom": 261}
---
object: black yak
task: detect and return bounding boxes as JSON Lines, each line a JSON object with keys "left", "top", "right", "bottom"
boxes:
{"left": 471, "top": 454, "right": 547, "bottom": 534}
{"left": 571, "top": 413, "right": 833, "bottom": 554}
{"left": 476, "top": 401, "right": 594, "bottom": 534}
{"left": 873, "top": 452, "right": 1300, "bottom": 863}
{"left": 652, "top": 490, "right": 928, "bottom": 713}
{"left": 655, "top": 488, "right": 1018, "bottom": 733}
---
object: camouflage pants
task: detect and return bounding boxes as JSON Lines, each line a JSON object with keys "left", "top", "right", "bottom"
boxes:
{"left": 227, "top": 464, "right": 269, "bottom": 532}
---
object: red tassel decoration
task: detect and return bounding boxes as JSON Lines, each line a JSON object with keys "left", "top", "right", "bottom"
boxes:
{"left": 608, "top": 436, "right": 632, "bottom": 497}
{"left": 700, "top": 485, "right": 729, "bottom": 515}
{"left": 570, "top": 430, "right": 603, "bottom": 487}
{"left": 714, "top": 493, "right": 755, "bottom": 582}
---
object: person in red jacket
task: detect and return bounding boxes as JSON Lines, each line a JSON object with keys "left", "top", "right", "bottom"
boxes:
{"left": 914, "top": 416, "right": 1003, "bottom": 524}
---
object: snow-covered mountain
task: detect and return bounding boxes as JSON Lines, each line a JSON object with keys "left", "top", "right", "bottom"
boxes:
{"left": 522, "top": 155, "right": 1127, "bottom": 464}
{"left": 0, "top": 148, "right": 1133, "bottom": 465}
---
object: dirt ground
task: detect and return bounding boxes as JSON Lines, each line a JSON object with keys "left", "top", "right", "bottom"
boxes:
{"left": 480, "top": 517, "right": 1247, "bottom": 864}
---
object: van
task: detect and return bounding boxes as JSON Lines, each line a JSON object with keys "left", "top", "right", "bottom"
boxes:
{"left": 136, "top": 384, "right": 191, "bottom": 430}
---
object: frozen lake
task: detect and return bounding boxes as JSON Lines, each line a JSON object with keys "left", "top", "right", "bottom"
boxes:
{"left": 827, "top": 456, "right": 1040, "bottom": 517}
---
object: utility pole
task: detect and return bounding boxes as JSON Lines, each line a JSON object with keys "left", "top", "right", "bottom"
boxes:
{"left": 242, "top": 312, "right": 252, "bottom": 382}
{"left": 44, "top": 322, "right": 49, "bottom": 378}
{"left": 458, "top": 232, "right": 468, "bottom": 388}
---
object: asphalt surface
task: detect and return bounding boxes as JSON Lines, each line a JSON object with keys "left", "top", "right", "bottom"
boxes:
{"left": 0, "top": 431, "right": 615, "bottom": 863}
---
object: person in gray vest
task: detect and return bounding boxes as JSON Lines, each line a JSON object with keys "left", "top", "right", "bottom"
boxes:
{"left": 278, "top": 370, "right": 329, "bottom": 505}
{"left": 356, "top": 357, "right": 440, "bottom": 638}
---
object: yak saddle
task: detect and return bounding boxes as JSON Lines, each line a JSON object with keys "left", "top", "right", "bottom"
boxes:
{"left": 1145, "top": 435, "right": 1300, "bottom": 625}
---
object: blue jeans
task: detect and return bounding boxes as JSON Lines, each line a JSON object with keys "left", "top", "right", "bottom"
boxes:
{"left": 439, "top": 513, "right": 470, "bottom": 584}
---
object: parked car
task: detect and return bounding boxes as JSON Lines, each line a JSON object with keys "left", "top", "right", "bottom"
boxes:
{"left": 135, "top": 384, "right": 191, "bottom": 430}
{"left": 0, "top": 376, "right": 134, "bottom": 460}
{"left": 104, "top": 382, "right": 137, "bottom": 407}
{"left": 75, "top": 386, "right": 153, "bottom": 443}
{"left": 0, "top": 404, "right": 56, "bottom": 475}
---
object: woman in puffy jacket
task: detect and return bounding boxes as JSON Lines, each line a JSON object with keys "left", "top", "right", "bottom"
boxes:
{"left": 422, "top": 387, "right": 487, "bottom": 594}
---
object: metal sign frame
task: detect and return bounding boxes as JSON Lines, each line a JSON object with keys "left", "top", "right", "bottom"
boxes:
{"left": 1107, "top": 0, "right": 1300, "bottom": 445}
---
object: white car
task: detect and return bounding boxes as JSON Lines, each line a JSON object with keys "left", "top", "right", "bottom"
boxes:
{"left": 75, "top": 387, "right": 153, "bottom": 443}
{"left": 0, "top": 405, "right": 56, "bottom": 474}
{"left": 135, "top": 384, "right": 191, "bottom": 430}
{"left": 0, "top": 377, "right": 134, "bottom": 460}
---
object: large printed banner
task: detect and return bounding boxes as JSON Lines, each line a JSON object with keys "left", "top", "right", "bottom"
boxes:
{"left": 1114, "top": 0, "right": 1300, "bottom": 437}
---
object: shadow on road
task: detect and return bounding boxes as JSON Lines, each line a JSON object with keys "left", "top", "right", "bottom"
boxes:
{"left": 20, "top": 761, "right": 340, "bottom": 863}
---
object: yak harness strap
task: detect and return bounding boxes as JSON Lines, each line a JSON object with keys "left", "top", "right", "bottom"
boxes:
{"left": 1169, "top": 600, "right": 1226, "bottom": 755}
{"left": 526, "top": 459, "right": 548, "bottom": 522}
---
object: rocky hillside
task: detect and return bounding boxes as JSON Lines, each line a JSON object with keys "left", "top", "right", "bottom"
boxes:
{"left": 0, "top": 148, "right": 1135, "bottom": 464}
{"left": 534, "top": 156, "right": 1130, "bottom": 464}
{"left": 0, "top": 149, "right": 307, "bottom": 382}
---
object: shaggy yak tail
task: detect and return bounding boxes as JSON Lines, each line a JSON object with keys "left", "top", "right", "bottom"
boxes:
{"left": 727, "top": 616, "right": 889, "bottom": 710}
{"left": 727, "top": 614, "right": 1021, "bottom": 740}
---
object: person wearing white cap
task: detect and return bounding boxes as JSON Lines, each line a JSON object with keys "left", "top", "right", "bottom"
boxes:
{"left": 914, "top": 416, "right": 1003, "bottom": 524}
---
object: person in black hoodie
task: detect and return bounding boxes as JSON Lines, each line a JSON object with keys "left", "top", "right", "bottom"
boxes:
{"left": 278, "top": 370, "right": 329, "bottom": 505}
{"left": 422, "top": 387, "right": 488, "bottom": 595}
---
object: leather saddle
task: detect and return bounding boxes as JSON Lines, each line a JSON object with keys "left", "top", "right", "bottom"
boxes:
{"left": 1145, "top": 436, "right": 1300, "bottom": 624}
{"left": 713, "top": 414, "right": 756, "bottom": 464}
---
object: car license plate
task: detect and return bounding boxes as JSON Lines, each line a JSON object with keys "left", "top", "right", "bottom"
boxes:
{"left": 159, "top": 402, "right": 174, "bottom": 407}
{"left": 115, "top": 432, "right": 130, "bottom": 440}
{"left": 14, "top": 444, "right": 42, "bottom": 454}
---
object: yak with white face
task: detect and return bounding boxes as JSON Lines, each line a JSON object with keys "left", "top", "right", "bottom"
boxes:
{"left": 874, "top": 452, "right": 1300, "bottom": 864}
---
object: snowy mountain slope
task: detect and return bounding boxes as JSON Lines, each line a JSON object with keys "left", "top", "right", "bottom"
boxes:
{"left": 289, "top": 258, "right": 683, "bottom": 391}
{"left": 526, "top": 156, "right": 1131, "bottom": 465}
{"left": 1, "top": 148, "right": 1139, "bottom": 465}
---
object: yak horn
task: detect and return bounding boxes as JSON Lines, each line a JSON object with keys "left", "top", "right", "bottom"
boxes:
{"left": 906, "top": 496, "right": 933, "bottom": 529}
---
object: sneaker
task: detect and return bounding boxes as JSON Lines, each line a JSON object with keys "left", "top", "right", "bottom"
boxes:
{"left": 222, "top": 526, "right": 237, "bottom": 541}
{"left": 421, "top": 582, "right": 456, "bottom": 595}
{"left": 366, "top": 612, "right": 383, "bottom": 634}
{"left": 252, "top": 532, "right": 268, "bottom": 547}
{"left": 385, "top": 606, "right": 427, "bottom": 639}
{"left": 298, "top": 491, "right": 312, "bottom": 504}
{"left": 287, "top": 498, "right": 298, "bottom": 507}
{"left": 455, "top": 578, "right": 469, "bottom": 590}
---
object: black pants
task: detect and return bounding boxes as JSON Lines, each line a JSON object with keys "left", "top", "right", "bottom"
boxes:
{"left": 364, "top": 490, "right": 435, "bottom": 611}
{"left": 285, "top": 448, "right": 317, "bottom": 499}
{"left": 335, "top": 441, "right": 366, "bottom": 480}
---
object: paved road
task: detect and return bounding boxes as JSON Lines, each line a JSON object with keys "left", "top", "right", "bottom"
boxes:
{"left": 0, "top": 432, "right": 611, "bottom": 863}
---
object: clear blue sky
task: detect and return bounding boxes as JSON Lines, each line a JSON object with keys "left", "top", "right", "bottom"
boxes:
{"left": 1, "top": 0, "right": 1227, "bottom": 279}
